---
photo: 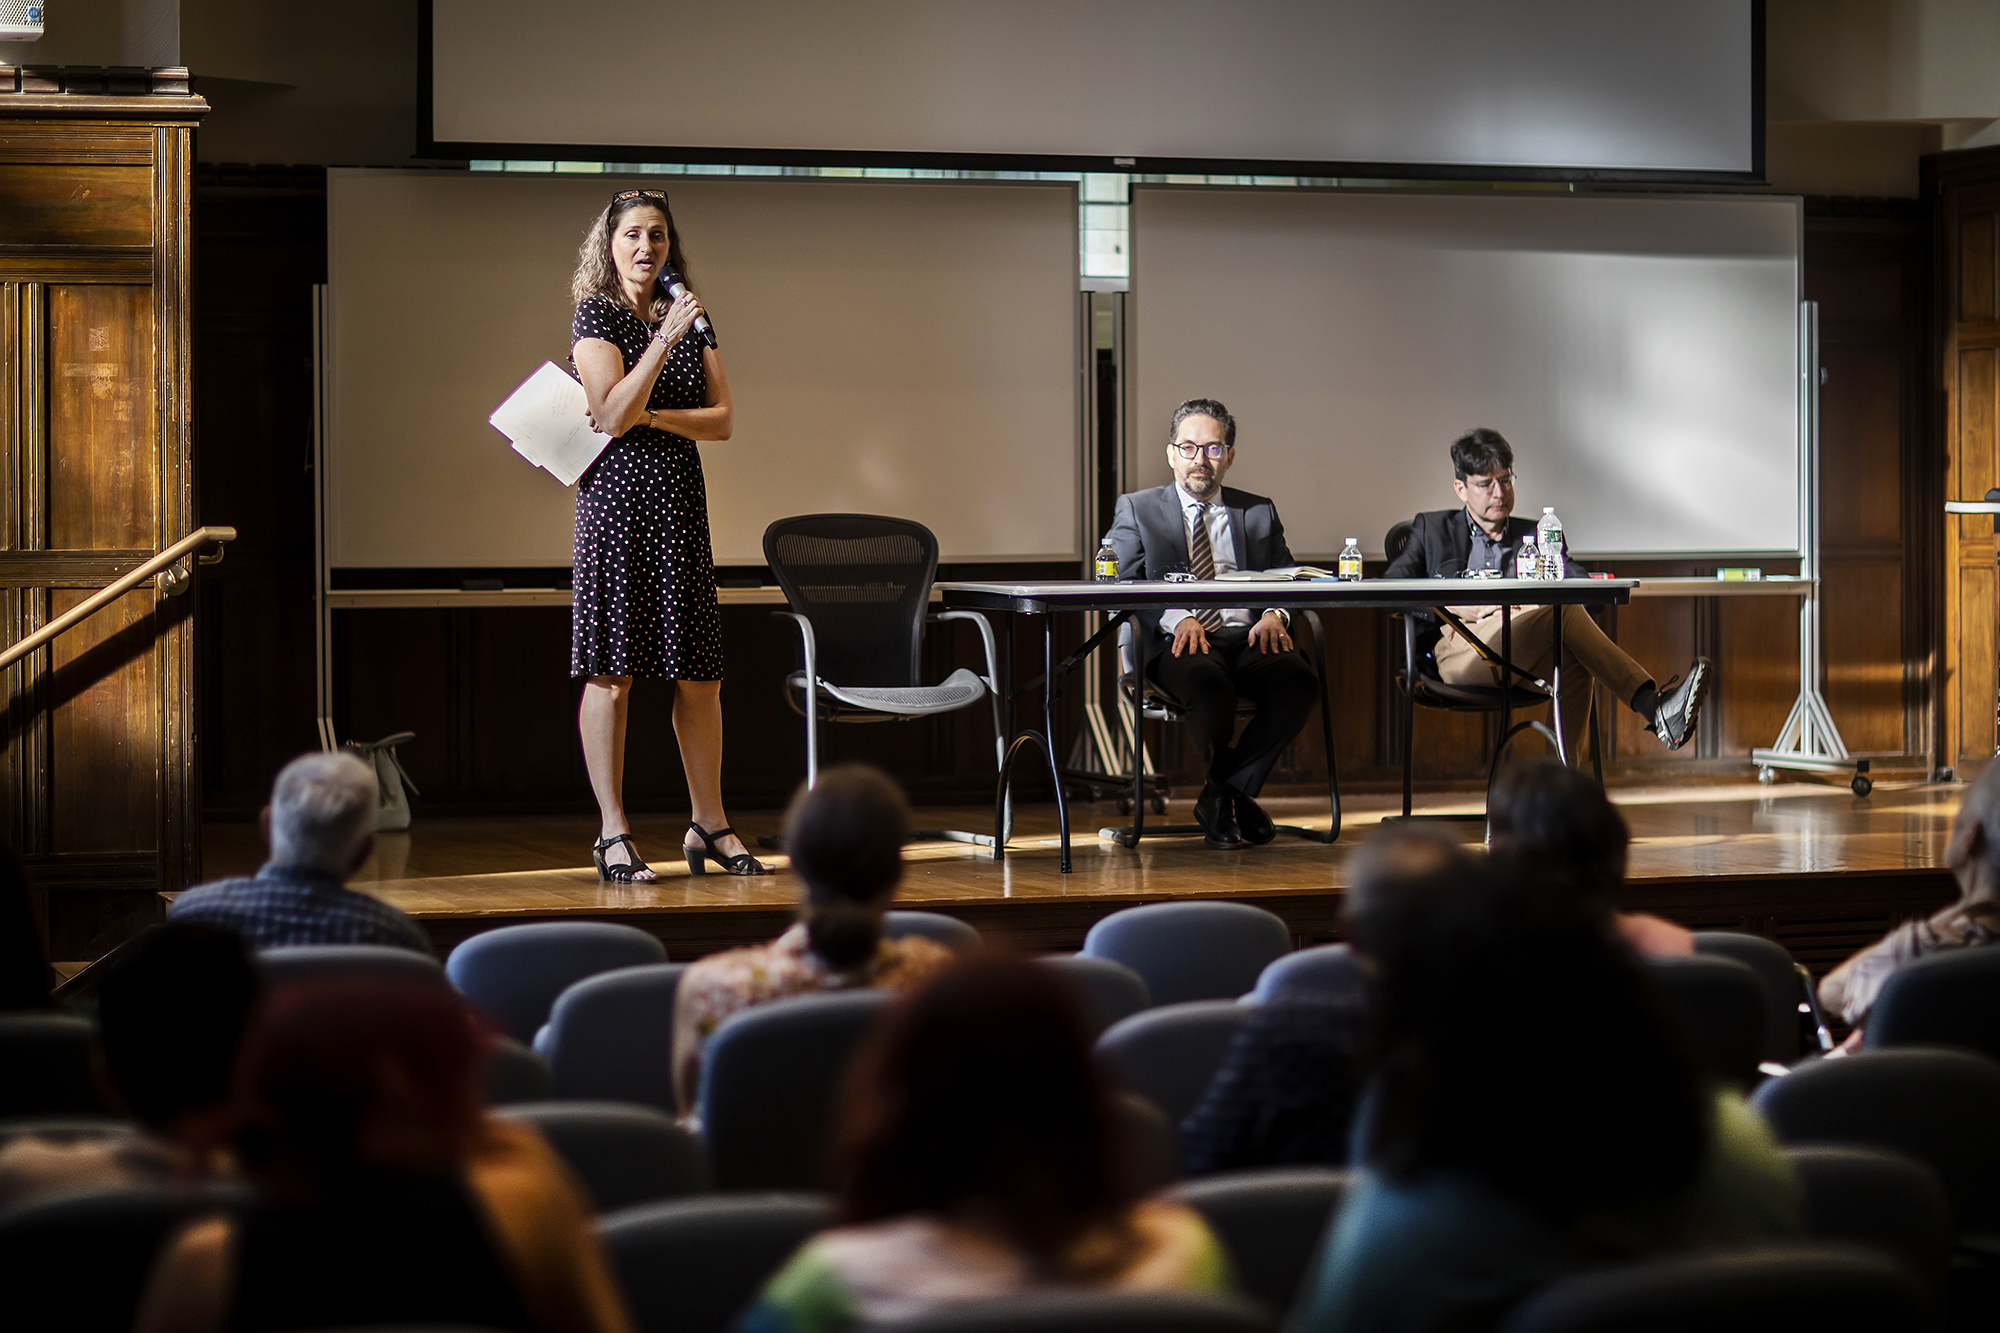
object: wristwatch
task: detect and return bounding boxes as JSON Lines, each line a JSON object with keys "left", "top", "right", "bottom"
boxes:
{"left": 646, "top": 409, "right": 658, "bottom": 431}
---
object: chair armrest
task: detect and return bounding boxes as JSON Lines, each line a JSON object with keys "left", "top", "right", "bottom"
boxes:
{"left": 771, "top": 611, "right": 819, "bottom": 690}
{"left": 930, "top": 610, "right": 1001, "bottom": 694}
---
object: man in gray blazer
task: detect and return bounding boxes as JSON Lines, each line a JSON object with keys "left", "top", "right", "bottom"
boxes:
{"left": 1107, "top": 398, "right": 1319, "bottom": 849}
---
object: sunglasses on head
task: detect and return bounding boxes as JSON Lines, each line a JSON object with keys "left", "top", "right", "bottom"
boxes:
{"left": 612, "top": 189, "right": 668, "bottom": 205}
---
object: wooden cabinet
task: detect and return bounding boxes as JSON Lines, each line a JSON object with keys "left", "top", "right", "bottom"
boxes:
{"left": 0, "top": 67, "right": 205, "bottom": 962}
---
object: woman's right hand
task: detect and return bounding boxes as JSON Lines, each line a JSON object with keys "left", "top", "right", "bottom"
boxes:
{"left": 654, "top": 291, "right": 702, "bottom": 352}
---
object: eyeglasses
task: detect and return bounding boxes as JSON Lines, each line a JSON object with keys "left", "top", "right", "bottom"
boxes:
{"left": 1464, "top": 472, "right": 1516, "bottom": 494}
{"left": 612, "top": 189, "right": 668, "bottom": 205}
{"left": 1172, "top": 442, "right": 1229, "bottom": 460}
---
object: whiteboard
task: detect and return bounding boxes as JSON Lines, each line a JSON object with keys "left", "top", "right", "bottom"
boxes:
{"left": 430, "top": 0, "right": 1755, "bottom": 178}
{"left": 1130, "top": 188, "right": 1800, "bottom": 559}
{"left": 325, "top": 171, "right": 1079, "bottom": 568}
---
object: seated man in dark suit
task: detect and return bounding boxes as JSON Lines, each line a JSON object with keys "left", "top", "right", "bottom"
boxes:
{"left": 1385, "top": 427, "right": 1709, "bottom": 757}
{"left": 1108, "top": 398, "right": 1319, "bottom": 849}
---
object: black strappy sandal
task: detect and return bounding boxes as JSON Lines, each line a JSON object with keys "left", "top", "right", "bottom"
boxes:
{"left": 593, "top": 833, "right": 654, "bottom": 882}
{"left": 685, "top": 822, "right": 774, "bottom": 876}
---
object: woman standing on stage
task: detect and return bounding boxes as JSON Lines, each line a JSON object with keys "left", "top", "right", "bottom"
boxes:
{"left": 568, "top": 188, "right": 770, "bottom": 880}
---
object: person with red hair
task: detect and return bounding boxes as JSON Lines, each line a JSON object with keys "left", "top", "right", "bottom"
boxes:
{"left": 138, "top": 980, "right": 631, "bottom": 1333}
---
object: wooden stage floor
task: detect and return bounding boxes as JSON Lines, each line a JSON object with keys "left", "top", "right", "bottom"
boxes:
{"left": 201, "top": 781, "right": 1965, "bottom": 973}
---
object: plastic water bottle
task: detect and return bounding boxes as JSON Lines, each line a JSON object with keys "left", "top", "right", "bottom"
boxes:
{"left": 1517, "top": 535, "right": 1539, "bottom": 580}
{"left": 1537, "top": 506, "right": 1565, "bottom": 580}
{"left": 1094, "top": 534, "right": 1119, "bottom": 582}
{"left": 1338, "top": 537, "right": 1363, "bottom": 582}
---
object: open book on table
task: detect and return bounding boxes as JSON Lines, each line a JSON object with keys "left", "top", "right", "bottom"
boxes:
{"left": 1215, "top": 566, "right": 1338, "bottom": 581}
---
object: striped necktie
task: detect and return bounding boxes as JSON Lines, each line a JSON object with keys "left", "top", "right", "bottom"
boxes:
{"left": 1187, "top": 503, "right": 1225, "bottom": 630}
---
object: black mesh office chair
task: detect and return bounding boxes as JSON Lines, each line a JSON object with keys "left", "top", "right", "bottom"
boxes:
{"left": 764, "top": 514, "right": 1004, "bottom": 845}
{"left": 1384, "top": 519, "right": 1600, "bottom": 822}
{"left": 1102, "top": 611, "right": 1339, "bottom": 846}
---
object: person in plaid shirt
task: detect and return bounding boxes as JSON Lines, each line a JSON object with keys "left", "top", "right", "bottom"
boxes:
{"left": 169, "top": 752, "right": 429, "bottom": 955}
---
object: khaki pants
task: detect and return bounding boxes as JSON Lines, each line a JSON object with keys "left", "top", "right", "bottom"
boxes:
{"left": 1433, "top": 604, "right": 1651, "bottom": 763}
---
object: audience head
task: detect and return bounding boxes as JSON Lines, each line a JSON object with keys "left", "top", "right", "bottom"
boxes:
{"left": 97, "top": 923, "right": 260, "bottom": 1141}
{"left": 1946, "top": 760, "right": 2000, "bottom": 909}
{"left": 232, "top": 980, "right": 485, "bottom": 1195}
{"left": 1342, "top": 823, "right": 1478, "bottom": 961}
{"left": 1449, "top": 427, "right": 1514, "bottom": 482}
{"left": 262, "top": 752, "right": 378, "bottom": 879}
{"left": 1366, "top": 864, "right": 1706, "bottom": 1223}
{"left": 835, "top": 955, "right": 1131, "bottom": 1271}
{"left": 783, "top": 765, "right": 909, "bottom": 970}
{"left": 0, "top": 844, "right": 48, "bottom": 1010}
{"left": 1488, "top": 760, "right": 1630, "bottom": 903}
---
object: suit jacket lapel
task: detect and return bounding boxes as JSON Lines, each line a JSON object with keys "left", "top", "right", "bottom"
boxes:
{"left": 1226, "top": 494, "right": 1250, "bottom": 571}
{"left": 1151, "top": 485, "right": 1190, "bottom": 571}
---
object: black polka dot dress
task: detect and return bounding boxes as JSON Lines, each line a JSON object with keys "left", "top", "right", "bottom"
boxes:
{"left": 569, "top": 294, "right": 724, "bottom": 680}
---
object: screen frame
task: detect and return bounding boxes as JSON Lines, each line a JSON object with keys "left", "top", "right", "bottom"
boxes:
{"left": 415, "top": 0, "right": 1766, "bottom": 186}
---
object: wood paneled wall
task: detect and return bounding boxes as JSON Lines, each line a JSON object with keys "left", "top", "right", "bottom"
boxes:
{"left": 1931, "top": 146, "right": 2000, "bottom": 778}
{"left": 196, "top": 179, "right": 1937, "bottom": 823}
{"left": 0, "top": 71, "right": 206, "bottom": 960}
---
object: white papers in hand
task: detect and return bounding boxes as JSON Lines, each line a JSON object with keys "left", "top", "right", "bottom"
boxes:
{"left": 489, "top": 362, "right": 610, "bottom": 487}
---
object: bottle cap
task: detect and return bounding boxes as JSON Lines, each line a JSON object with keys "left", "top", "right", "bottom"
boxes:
{"left": 1345, "top": 537, "right": 1357, "bottom": 543}
{"left": 1543, "top": 506, "right": 1554, "bottom": 513}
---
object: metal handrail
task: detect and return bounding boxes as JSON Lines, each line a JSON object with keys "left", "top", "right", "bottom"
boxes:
{"left": 0, "top": 525, "right": 236, "bottom": 671}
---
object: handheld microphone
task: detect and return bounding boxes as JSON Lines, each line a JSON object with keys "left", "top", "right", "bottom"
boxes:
{"left": 660, "top": 266, "right": 718, "bottom": 349}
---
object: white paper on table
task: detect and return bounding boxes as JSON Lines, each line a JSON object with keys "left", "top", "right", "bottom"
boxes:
{"left": 488, "top": 361, "right": 611, "bottom": 487}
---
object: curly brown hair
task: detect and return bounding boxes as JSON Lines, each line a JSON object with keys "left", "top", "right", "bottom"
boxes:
{"left": 570, "top": 190, "right": 691, "bottom": 321}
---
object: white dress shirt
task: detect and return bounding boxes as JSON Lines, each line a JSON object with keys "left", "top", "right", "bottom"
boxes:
{"left": 1161, "top": 486, "right": 1255, "bottom": 634}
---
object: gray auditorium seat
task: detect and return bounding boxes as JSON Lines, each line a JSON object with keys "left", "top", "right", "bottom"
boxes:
{"left": 0, "top": 1012, "right": 108, "bottom": 1117}
{"left": 1493, "top": 1243, "right": 1929, "bottom": 1333}
{"left": 538, "top": 962, "right": 687, "bottom": 1113}
{"left": 1252, "top": 943, "right": 1368, "bottom": 1006}
{"left": 1095, "top": 1000, "right": 1250, "bottom": 1126}
{"left": 498, "top": 1100, "right": 709, "bottom": 1211}
{"left": 1040, "top": 954, "right": 1151, "bottom": 1035}
{"left": 1692, "top": 930, "right": 1809, "bottom": 1064}
{"left": 1864, "top": 945, "right": 2000, "bottom": 1062}
{"left": 870, "top": 1291, "right": 1272, "bottom": 1333}
{"left": 599, "top": 1192, "right": 833, "bottom": 1333}
{"left": 1168, "top": 1167, "right": 1349, "bottom": 1320}
{"left": 482, "top": 1034, "right": 555, "bottom": 1105}
{"left": 697, "top": 989, "right": 891, "bottom": 1190}
{"left": 1642, "top": 953, "right": 1766, "bottom": 1087}
{"left": 446, "top": 921, "right": 667, "bottom": 1042}
{"left": 883, "top": 910, "right": 982, "bottom": 953}
{"left": 1753, "top": 1046, "right": 2000, "bottom": 1242}
{"left": 1787, "top": 1144, "right": 1952, "bottom": 1294}
{"left": 1083, "top": 901, "right": 1293, "bottom": 1005}
{"left": 257, "top": 943, "right": 445, "bottom": 989}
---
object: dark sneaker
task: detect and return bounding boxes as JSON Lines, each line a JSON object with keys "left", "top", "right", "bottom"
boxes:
{"left": 1648, "top": 657, "right": 1711, "bottom": 750}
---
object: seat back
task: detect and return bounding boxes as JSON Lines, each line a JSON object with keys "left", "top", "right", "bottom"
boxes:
{"left": 1643, "top": 954, "right": 1766, "bottom": 1087}
{"left": 1752, "top": 1046, "right": 2000, "bottom": 1237}
{"left": 1494, "top": 1243, "right": 1929, "bottom": 1333}
{"left": 257, "top": 943, "right": 446, "bottom": 990}
{"left": 1787, "top": 1144, "right": 1952, "bottom": 1293}
{"left": 1864, "top": 945, "right": 2000, "bottom": 1062}
{"left": 1083, "top": 902, "right": 1293, "bottom": 1005}
{"left": 1253, "top": 943, "right": 1368, "bottom": 1006}
{"left": 482, "top": 1034, "right": 555, "bottom": 1105}
{"left": 764, "top": 514, "right": 939, "bottom": 689}
{"left": 1384, "top": 520, "right": 1415, "bottom": 563}
{"left": 883, "top": 910, "right": 981, "bottom": 954}
{"left": 0, "top": 1183, "right": 246, "bottom": 1333}
{"left": 1167, "top": 1167, "right": 1349, "bottom": 1320}
{"left": 446, "top": 921, "right": 667, "bottom": 1043}
{"left": 1040, "top": 954, "right": 1151, "bottom": 1036}
{"left": 598, "top": 1192, "right": 833, "bottom": 1333}
{"left": 541, "top": 963, "right": 688, "bottom": 1113}
{"left": 871, "top": 1291, "right": 1272, "bottom": 1333}
{"left": 1095, "top": 1000, "right": 1250, "bottom": 1126}
{"left": 498, "top": 1101, "right": 710, "bottom": 1211}
{"left": 698, "top": 990, "right": 892, "bottom": 1189}
{"left": 1692, "top": 931, "right": 1806, "bottom": 1064}
{"left": 0, "top": 1013, "right": 108, "bottom": 1117}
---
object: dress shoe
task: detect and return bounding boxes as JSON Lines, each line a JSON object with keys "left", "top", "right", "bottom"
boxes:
{"left": 1193, "top": 782, "right": 1245, "bottom": 849}
{"left": 1646, "top": 657, "right": 1712, "bottom": 751}
{"left": 1234, "top": 790, "right": 1276, "bottom": 845}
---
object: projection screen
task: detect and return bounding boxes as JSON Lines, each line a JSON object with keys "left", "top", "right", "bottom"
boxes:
{"left": 325, "top": 171, "right": 1079, "bottom": 569}
{"left": 427, "top": 1, "right": 1757, "bottom": 179}
{"left": 1130, "top": 187, "right": 1801, "bottom": 559}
